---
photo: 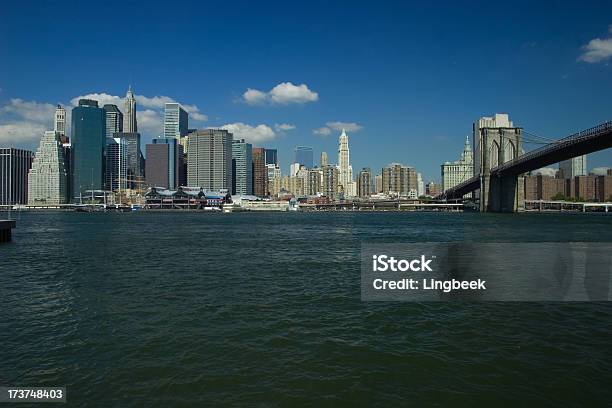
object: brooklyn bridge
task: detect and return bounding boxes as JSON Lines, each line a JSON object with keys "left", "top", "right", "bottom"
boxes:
{"left": 438, "top": 121, "right": 612, "bottom": 212}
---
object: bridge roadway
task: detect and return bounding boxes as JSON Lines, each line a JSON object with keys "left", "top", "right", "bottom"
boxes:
{"left": 440, "top": 121, "right": 612, "bottom": 200}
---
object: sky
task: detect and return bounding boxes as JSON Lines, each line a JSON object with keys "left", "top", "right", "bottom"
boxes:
{"left": 1, "top": 0, "right": 612, "bottom": 182}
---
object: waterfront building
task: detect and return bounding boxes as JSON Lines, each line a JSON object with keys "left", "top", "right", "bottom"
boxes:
{"left": 595, "top": 175, "right": 612, "bottom": 202}
{"left": 294, "top": 146, "right": 313, "bottom": 168}
{"left": 322, "top": 165, "right": 339, "bottom": 199}
{"left": 123, "top": 85, "right": 137, "bottom": 133}
{"left": 559, "top": 156, "right": 587, "bottom": 179}
{"left": 290, "top": 162, "right": 303, "bottom": 177}
{"left": 115, "top": 132, "right": 144, "bottom": 189}
{"left": 104, "top": 104, "right": 123, "bottom": 140}
{"left": 267, "top": 164, "right": 281, "bottom": 197}
{"left": 417, "top": 173, "right": 425, "bottom": 197}
{"left": 187, "top": 129, "right": 232, "bottom": 191}
{"left": 105, "top": 137, "right": 128, "bottom": 192}
{"left": 0, "top": 148, "right": 34, "bottom": 206}
{"left": 146, "top": 138, "right": 181, "bottom": 189}
{"left": 375, "top": 174, "right": 382, "bottom": 193}
{"left": 71, "top": 99, "right": 106, "bottom": 199}
{"left": 524, "top": 175, "right": 566, "bottom": 200}
{"left": 232, "top": 139, "right": 253, "bottom": 195}
{"left": 252, "top": 147, "right": 267, "bottom": 197}
{"left": 357, "top": 168, "right": 372, "bottom": 198}
{"left": 382, "top": 163, "right": 417, "bottom": 197}
{"left": 164, "top": 103, "right": 188, "bottom": 140}
{"left": 441, "top": 136, "right": 473, "bottom": 192}
{"left": 426, "top": 181, "right": 440, "bottom": 197}
{"left": 306, "top": 168, "right": 322, "bottom": 196}
{"left": 320, "top": 151, "right": 328, "bottom": 167}
{"left": 28, "top": 131, "right": 68, "bottom": 205}
{"left": 265, "top": 148, "right": 278, "bottom": 166}
{"left": 337, "top": 129, "right": 354, "bottom": 197}
{"left": 54, "top": 105, "right": 67, "bottom": 137}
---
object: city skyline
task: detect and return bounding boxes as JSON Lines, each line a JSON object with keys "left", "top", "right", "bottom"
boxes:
{"left": 1, "top": 1, "right": 612, "bottom": 182}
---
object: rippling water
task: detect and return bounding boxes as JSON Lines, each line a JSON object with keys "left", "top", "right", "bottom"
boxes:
{"left": 1, "top": 212, "right": 611, "bottom": 406}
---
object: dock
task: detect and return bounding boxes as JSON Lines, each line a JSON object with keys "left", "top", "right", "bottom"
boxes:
{"left": 0, "top": 220, "right": 16, "bottom": 243}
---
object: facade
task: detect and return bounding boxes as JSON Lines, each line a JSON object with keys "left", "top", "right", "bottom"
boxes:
{"left": 294, "top": 146, "right": 314, "bottom": 168}
{"left": 426, "top": 181, "right": 441, "bottom": 197}
{"left": 265, "top": 148, "right": 278, "bottom": 166}
{"left": 337, "top": 129, "right": 354, "bottom": 197}
{"left": 105, "top": 137, "right": 128, "bottom": 192}
{"left": 306, "top": 168, "right": 322, "bottom": 196}
{"left": 232, "top": 139, "right": 253, "bottom": 195}
{"left": 441, "top": 136, "right": 474, "bottom": 192}
{"left": 115, "top": 132, "right": 144, "bottom": 189}
{"left": 28, "top": 131, "right": 68, "bottom": 205}
{"left": 145, "top": 138, "right": 181, "bottom": 189}
{"left": 320, "top": 151, "right": 328, "bottom": 167}
{"left": 54, "top": 105, "right": 67, "bottom": 137}
{"left": 382, "top": 163, "right": 418, "bottom": 197}
{"left": 267, "top": 164, "right": 281, "bottom": 197}
{"left": 1, "top": 148, "right": 34, "bottom": 206}
{"left": 357, "top": 167, "right": 372, "bottom": 198}
{"left": 71, "top": 99, "right": 106, "bottom": 199}
{"left": 164, "top": 103, "right": 189, "bottom": 139}
{"left": 559, "top": 156, "right": 587, "bottom": 179}
{"left": 322, "top": 165, "right": 339, "bottom": 199}
{"left": 104, "top": 104, "right": 123, "bottom": 139}
{"left": 524, "top": 175, "right": 566, "bottom": 200}
{"left": 187, "top": 129, "right": 233, "bottom": 191}
{"left": 252, "top": 147, "right": 267, "bottom": 197}
{"left": 123, "top": 85, "right": 137, "bottom": 132}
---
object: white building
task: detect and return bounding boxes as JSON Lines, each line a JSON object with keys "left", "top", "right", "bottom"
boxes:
{"left": 417, "top": 173, "right": 425, "bottom": 197}
{"left": 28, "top": 131, "right": 68, "bottom": 205}
{"left": 559, "top": 156, "right": 587, "bottom": 179}
{"left": 54, "top": 105, "right": 66, "bottom": 137}
{"left": 337, "top": 129, "right": 354, "bottom": 197}
{"left": 123, "top": 85, "right": 137, "bottom": 132}
{"left": 441, "top": 136, "right": 473, "bottom": 191}
{"left": 106, "top": 137, "right": 128, "bottom": 192}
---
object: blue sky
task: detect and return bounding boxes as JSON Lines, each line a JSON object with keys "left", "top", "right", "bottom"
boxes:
{"left": 1, "top": 0, "right": 612, "bottom": 181}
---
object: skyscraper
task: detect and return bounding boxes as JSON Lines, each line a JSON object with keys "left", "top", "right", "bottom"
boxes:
{"left": 294, "top": 146, "right": 313, "bottom": 168}
{"left": 320, "top": 151, "right": 328, "bottom": 167}
{"left": 103, "top": 104, "right": 123, "bottom": 140}
{"left": 265, "top": 148, "right": 278, "bottom": 166}
{"left": 123, "top": 85, "right": 137, "bottom": 132}
{"left": 187, "top": 129, "right": 233, "bottom": 191}
{"left": 105, "top": 137, "right": 128, "bottom": 192}
{"left": 71, "top": 99, "right": 106, "bottom": 199}
{"left": 145, "top": 138, "right": 181, "bottom": 189}
{"left": 382, "top": 163, "right": 418, "bottom": 197}
{"left": 322, "top": 165, "right": 339, "bottom": 199}
{"left": 164, "top": 103, "right": 189, "bottom": 139}
{"left": 559, "top": 156, "right": 587, "bottom": 179}
{"left": 337, "top": 129, "right": 354, "bottom": 197}
{"left": 232, "top": 139, "right": 253, "bottom": 195}
{"left": 0, "top": 148, "right": 34, "bottom": 206}
{"left": 441, "top": 136, "right": 473, "bottom": 191}
{"left": 54, "top": 105, "right": 66, "bottom": 137}
{"left": 115, "top": 132, "right": 144, "bottom": 189}
{"left": 357, "top": 168, "right": 372, "bottom": 198}
{"left": 252, "top": 147, "right": 268, "bottom": 197}
{"left": 28, "top": 131, "right": 68, "bottom": 205}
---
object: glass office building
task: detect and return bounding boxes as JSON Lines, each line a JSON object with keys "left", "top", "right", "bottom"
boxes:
{"left": 164, "top": 103, "right": 189, "bottom": 139}
{"left": 265, "top": 148, "right": 278, "bottom": 166}
{"left": 294, "top": 146, "right": 313, "bottom": 169}
{"left": 232, "top": 139, "right": 253, "bottom": 195}
{"left": 71, "top": 99, "right": 106, "bottom": 200}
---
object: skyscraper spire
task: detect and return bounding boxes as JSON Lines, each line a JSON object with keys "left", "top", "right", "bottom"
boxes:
{"left": 338, "top": 129, "right": 354, "bottom": 196}
{"left": 123, "top": 85, "right": 137, "bottom": 132}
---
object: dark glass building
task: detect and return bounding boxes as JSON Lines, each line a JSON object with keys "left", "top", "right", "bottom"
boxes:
{"left": 115, "top": 132, "right": 144, "bottom": 189}
{"left": 294, "top": 146, "right": 313, "bottom": 168}
{"left": 71, "top": 99, "right": 106, "bottom": 200}
{"left": 265, "top": 148, "right": 278, "bottom": 166}
{"left": 0, "top": 148, "right": 34, "bottom": 206}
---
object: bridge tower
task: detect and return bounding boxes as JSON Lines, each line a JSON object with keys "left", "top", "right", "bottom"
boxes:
{"left": 476, "top": 127, "right": 524, "bottom": 212}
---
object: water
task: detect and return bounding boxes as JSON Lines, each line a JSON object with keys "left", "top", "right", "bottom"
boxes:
{"left": 1, "top": 212, "right": 611, "bottom": 406}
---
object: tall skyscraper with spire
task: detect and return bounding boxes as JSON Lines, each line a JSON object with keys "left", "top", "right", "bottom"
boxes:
{"left": 123, "top": 85, "right": 137, "bottom": 132}
{"left": 337, "top": 129, "right": 354, "bottom": 197}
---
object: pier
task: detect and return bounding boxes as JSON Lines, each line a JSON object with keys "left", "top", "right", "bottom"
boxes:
{"left": 0, "top": 220, "right": 16, "bottom": 243}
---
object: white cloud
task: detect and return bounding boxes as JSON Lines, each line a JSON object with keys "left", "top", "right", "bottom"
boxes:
{"left": 579, "top": 26, "right": 612, "bottom": 63}
{"left": 274, "top": 123, "right": 296, "bottom": 131}
{"left": 0, "top": 121, "right": 48, "bottom": 144}
{"left": 242, "top": 82, "right": 319, "bottom": 105}
{"left": 136, "top": 109, "right": 164, "bottom": 136}
{"left": 2, "top": 98, "right": 56, "bottom": 123}
{"left": 326, "top": 121, "right": 363, "bottom": 132}
{"left": 313, "top": 121, "right": 363, "bottom": 136}
{"left": 532, "top": 167, "right": 557, "bottom": 177}
{"left": 313, "top": 127, "right": 332, "bottom": 136}
{"left": 219, "top": 123, "right": 277, "bottom": 143}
